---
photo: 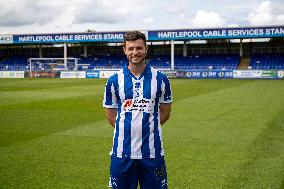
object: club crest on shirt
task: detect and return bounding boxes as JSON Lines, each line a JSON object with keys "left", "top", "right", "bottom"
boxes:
{"left": 135, "top": 82, "right": 141, "bottom": 89}
{"left": 122, "top": 98, "right": 154, "bottom": 113}
{"left": 134, "top": 82, "right": 142, "bottom": 98}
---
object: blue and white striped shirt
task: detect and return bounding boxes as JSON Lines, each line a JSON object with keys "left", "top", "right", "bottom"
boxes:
{"left": 103, "top": 63, "right": 172, "bottom": 159}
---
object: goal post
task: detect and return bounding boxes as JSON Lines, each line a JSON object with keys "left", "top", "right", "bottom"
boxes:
{"left": 28, "top": 57, "right": 78, "bottom": 78}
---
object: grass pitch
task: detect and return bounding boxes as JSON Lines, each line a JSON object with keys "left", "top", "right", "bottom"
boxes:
{"left": 0, "top": 78, "right": 284, "bottom": 189}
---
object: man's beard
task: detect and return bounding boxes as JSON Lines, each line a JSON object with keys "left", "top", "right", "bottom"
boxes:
{"left": 129, "top": 55, "right": 145, "bottom": 64}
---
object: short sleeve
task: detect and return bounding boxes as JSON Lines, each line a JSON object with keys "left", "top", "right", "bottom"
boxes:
{"left": 103, "top": 74, "right": 118, "bottom": 108}
{"left": 159, "top": 74, "right": 173, "bottom": 103}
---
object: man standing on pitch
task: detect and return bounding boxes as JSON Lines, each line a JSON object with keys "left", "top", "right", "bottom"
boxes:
{"left": 103, "top": 31, "right": 172, "bottom": 189}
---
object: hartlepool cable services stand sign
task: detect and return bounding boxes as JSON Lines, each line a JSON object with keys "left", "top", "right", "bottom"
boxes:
{"left": 148, "top": 26, "right": 284, "bottom": 40}
{"left": 13, "top": 32, "right": 125, "bottom": 44}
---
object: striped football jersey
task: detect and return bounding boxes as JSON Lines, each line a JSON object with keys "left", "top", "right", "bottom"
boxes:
{"left": 103, "top": 63, "right": 172, "bottom": 159}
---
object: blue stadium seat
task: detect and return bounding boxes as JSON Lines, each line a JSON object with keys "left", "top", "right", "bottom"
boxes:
{"left": 250, "top": 54, "right": 284, "bottom": 70}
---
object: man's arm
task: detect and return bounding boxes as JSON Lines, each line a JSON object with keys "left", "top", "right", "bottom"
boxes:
{"left": 160, "top": 103, "right": 172, "bottom": 126}
{"left": 105, "top": 108, "right": 117, "bottom": 128}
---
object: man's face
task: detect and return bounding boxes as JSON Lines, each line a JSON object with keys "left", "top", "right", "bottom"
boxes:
{"left": 123, "top": 39, "right": 147, "bottom": 65}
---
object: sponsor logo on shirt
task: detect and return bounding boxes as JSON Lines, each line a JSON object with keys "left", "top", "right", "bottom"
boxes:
{"left": 123, "top": 98, "right": 155, "bottom": 113}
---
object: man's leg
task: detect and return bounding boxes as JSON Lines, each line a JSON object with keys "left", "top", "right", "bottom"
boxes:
{"left": 139, "top": 156, "right": 168, "bottom": 189}
{"left": 110, "top": 156, "right": 139, "bottom": 189}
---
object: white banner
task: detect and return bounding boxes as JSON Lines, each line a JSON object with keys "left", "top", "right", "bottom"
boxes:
{"left": 0, "top": 71, "right": 25, "bottom": 78}
{"left": 100, "top": 70, "right": 119, "bottom": 78}
{"left": 233, "top": 70, "right": 262, "bottom": 78}
{"left": 60, "top": 71, "right": 86, "bottom": 78}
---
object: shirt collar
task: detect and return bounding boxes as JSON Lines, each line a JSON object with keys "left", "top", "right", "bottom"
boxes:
{"left": 123, "top": 63, "right": 151, "bottom": 79}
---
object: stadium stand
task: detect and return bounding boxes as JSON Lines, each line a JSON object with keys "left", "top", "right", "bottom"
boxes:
{"left": 63, "top": 54, "right": 241, "bottom": 70}
{"left": 78, "top": 56, "right": 128, "bottom": 70}
{"left": 0, "top": 56, "right": 29, "bottom": 71}
{"left": 173, "top": 54, "right": 240, "bottom": 70}
{"left": 146, "top": 54, "right": 241, "bottom": 70}
{"left": 250, "top": 54, "right": 284, "bottom": 70}
{"left": 147, "top": 56, "right": 171, "bottom": 69}
{"left": 2, "top": 53, "right": 284, "bottom": 71}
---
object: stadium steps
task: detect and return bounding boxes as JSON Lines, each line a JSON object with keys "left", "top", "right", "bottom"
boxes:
{"left": 238, "top": 58, "right": 250, "bottom": 70}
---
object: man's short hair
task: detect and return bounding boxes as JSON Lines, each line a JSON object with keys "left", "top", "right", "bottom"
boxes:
{"left": 123, "top": 31, "right": 146, "bottom": 47}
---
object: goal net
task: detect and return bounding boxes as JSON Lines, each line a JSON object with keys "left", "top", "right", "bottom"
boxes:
{"left": 28, "top": 58, "right": 78, "bottom": 78}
